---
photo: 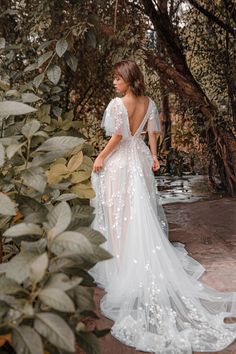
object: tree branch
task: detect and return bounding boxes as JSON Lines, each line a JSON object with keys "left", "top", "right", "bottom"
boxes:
{"left": 188, "top": 0, "right": 236, "bottom": 36}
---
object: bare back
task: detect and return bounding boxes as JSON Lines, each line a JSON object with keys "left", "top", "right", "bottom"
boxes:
{"left": 121, "top": 96, "right": 150, "bottom": 136}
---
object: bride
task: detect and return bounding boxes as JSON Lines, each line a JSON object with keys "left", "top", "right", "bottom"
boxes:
{"left": 89, "top": 59, "right": 236, "bottom": 353}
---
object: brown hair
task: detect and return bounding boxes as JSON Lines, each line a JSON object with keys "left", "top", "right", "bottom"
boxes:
{"left": 113, "top": 60, "right": 146, "bottom": 96}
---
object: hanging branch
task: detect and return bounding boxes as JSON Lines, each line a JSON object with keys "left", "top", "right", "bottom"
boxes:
{"left": 188, "top": 0, "right": 236, "bottom": 36}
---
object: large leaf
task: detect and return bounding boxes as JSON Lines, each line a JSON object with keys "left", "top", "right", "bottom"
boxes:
{"left": 71, "top": 170, "right": 90, "bottom": 184}
{"left": 30, "top": 252, "right": 48, "bottom": 283}
{"left": 77, "top": 332, "right": 101, "bottom": 354}
{"left": 77, "top": 227, "right": 106, "bottom": 246}
{"left": 3, "top": 223, "right": 43, "bottom": 238}
{"left": 56, "top": 38, "right": 68, "bottom": 57}
{"left": 0, "top": 101, "right": 37, "bottom": 116}
{"left": 71, "top": 185, "right": 96, "bottom": 199}
{"left": 6, "top": 142, "right": 26, "bottom": 159}
{"left": 0, "top": 251, "right": 39, "bottom": 283}
{"left": 21, "top": 119, "right": 41, "bottom": 138}
{"left": 36, "top": 136, "right": 85, "bottom": 153}
{"left": 38, "top": 51, "right": 53, "bottom": 67}
{"left": 39, "top": 288, "right": 75, "bottom": 312}
{"left": 33, "top": 73, "right": 45, "bottom": 88}
{"left": 55, "top": 193, "right": 78, "bottom": 202}
{"left": 34, "top": 313, "right": 75, "bottom": 352}
{"left": 22, "top": 167, "right": 47, "bottom": 193}
{"left": 16, "top": 195, "right": 47, "bottom": 217}
{"left": 21, "top": 239, "right": 47, "bottom": 253}
{"left": 32, "top": 151, "right": 64, "bottom": 167}
{"left": 0, "top": 142, "right": 5, "bottom": 167}
{"left": 47, "top": 65, "right": 61, "bottom": 85}
{"left": 0, "top": 37, "right": 6, "bottom": 49}
{"left": 65, "top": 52, "right": 78, "bottom": 72}
{"left": 0, "top": 193, "right": 17, "bottom": 216}
{"left": 67, "top": 151, "right": 83, "bottom": 172}
{"left": 74, "top": 286, "right": 95, "bottom": 311}
{"left": 46, "top": 202, "right": 71, "bottom": 240}
{"left": 0, "top": 276, "right": 23, "bottom": 294}
{"left": 45, "top": 273, "right": 82, "bottom": 291}
{"left": 12, "top": 326, "right": 43, "bottom": 354}
{"left": 49, "top": 231, "right": 93, "bottom": 256}
{"left": 23, "top": 62, "right": 38, "bottom": 73}
{"left": 46, "top": 163, "right": 69, "bottom": 185}
{"left": 22, "top": 93, "right": 41, "bottom": 103}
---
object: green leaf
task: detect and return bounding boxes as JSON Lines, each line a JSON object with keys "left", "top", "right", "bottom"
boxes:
{"left": 67, "top": 151, "right": 83, "bottom": 172}
{"left": 56, "top": 38, "right": 68, "bottom": 57}
{"left": 71, "top": 170, "right": 90, "bottom": 184}
{"left": 74, "top": 286, "right": 95, "bottom": 311}
{"left": 16, "top": 195, "right": 47, "bottom": 218}
{"left": 56, "top": 193, "right": 78, "bottom": 202}
{"left": 0, "top": 37, "right": 6, "bottom": 49}
{"left": 30, "top": 252, "right": 48, "bottom": 283}
{"left": 65, "top": 52, "right": 78, "bottom": 72}
{"left": 33, "top": 73, "right": 45, "bottom": 88}
{"left": 77, "top": 227, "right": 106, "bottom": 246}
{"left": 45, "top": 273, "right": 82, "bottom": 291}
{"left": 0, "top": 142, "right": 5, "bottom": 167}
{"left": 71, "top": 185, "right": 96, "bottom": 199}
{"left": 77, "top": 332, "right": 101, "bottom": 354}
{"left": 34, "top": 313, "right": 75, "bottom": 352}
{"left": 22, "top": 167, "right": 47, "bottom": 193}
{"left": 0, "top": 193, "right": 17, "bottom": 216}
{"left": 85, "top": 29, "right": 97, "bottom": 49}
{"left": 0, "top": 276, "right": 23, "bottom": 294}
{"left": 49, "top": 231, "right": 93, "bottom": 256}
{"left": 36, "top": 103, "right": 51, "bottom": 123}
{"left": 6, "top": 142, "right": 26, "bottom": 159}
{"left": 6, "top": 89, "right": 19, "bottom": 97}
{"left": 21, "top": 119, "right": 41, "bottom": 138}
{"left": 12, "top": 325, "right": 44, "bottom": 354}
{"left": 38, "top": 40, "right": 53, "bottom": 51}
{"left": 22, "top": 93, "right": 41, "bottom": 103}
{"left": 0, "top": 101, "right": 37, "bottom": 116}
{"left": 24, "top": 62, "right": 38, "bottom": 73}
{"left": 32, "top": 151, "right": 63, "bottom": 167}
{"left": 21, "top": 239, "right": 47, "bottom": 253}
{"left": 46, "top": 202, "right": 71, "bottom": 240}
{"left": 38, "top": 51, "right": 53, "bottom": 67}
{"left": 3, "top": 222, "right": 43, "bottom": 238}
{"left": 39, "top": 288, "right": 75, "bottom": 312}
{"left": 0, "top": 251, "right": 39, "bottom": 283}
{"left": 36, "top": 136, "right": 85, "bottom": 152}
{"left": 47, "top": 65, "right": 61, "bottom": 85}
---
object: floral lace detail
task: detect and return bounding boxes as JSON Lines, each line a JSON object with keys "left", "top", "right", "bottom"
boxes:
{"left": 90, "top": 96, "right": 236, "bottom": 354}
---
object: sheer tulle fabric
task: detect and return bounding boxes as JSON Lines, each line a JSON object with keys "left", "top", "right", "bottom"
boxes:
{"left": 89, "top": 97, "right": 236, "bottom": 353}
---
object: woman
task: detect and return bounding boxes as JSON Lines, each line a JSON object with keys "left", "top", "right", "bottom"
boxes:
{"left": 89, "top": 60, "right": 236, "bottom": 353}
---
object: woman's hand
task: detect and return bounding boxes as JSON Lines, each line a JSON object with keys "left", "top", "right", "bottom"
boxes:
{"left": 92, "top": 156, "right": 104, "bottom": 173}
{"left": 152, "top": 156, "right": 160, "bottom": 172}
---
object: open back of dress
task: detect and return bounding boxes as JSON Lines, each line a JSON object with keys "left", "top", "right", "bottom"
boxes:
{"left": 90, "top": 97, "right": 236, "bottom": 354}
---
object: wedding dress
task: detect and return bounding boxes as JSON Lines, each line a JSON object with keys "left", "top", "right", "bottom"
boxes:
{"left": 89, "top": 96, "right": 236, "bottom": 354}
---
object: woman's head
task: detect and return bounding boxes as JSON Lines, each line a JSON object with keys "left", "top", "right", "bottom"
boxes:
{"left": 113, "top": 60, "right": 145, "bottom": 96}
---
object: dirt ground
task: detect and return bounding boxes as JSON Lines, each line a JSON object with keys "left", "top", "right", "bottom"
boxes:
{"left": 92, "top": 197, "right": 236, "bottom": 354}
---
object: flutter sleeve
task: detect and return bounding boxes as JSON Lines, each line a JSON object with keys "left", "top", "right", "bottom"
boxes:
{"left": 101, "top": 98, "right": 129, "bottom": 138}
{"left": 147, "top": 100, "right": 161, "bottom": 132}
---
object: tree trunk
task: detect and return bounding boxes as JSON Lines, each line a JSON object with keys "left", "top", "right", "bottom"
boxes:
{"left": 160, "top": 77, "right": 171, "bottom": 151}
{"left": 141, "top": 0, "right": 236, "bottom": 194}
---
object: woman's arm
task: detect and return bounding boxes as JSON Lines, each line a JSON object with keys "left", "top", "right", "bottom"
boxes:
{"left": 148, "top": 131, "right": 161, "bottom": 172}
{"left": 92, "top": 134, "right": 122, "bottom": 172}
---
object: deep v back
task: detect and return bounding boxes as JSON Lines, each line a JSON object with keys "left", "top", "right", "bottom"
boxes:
{"left": 119, "top": 97, "right": 151, "bottom": 137}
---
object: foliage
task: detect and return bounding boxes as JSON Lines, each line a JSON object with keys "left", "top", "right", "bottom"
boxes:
{"left": 0, "top": 1, "right": 117, "bottom": 350}
{"left": 0, "top": 99, "right": 111, "bottom": 354}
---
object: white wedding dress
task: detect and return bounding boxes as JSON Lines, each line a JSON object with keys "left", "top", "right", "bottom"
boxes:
{"left": 89, "top": 97, "right": 236, "bottom": 353}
